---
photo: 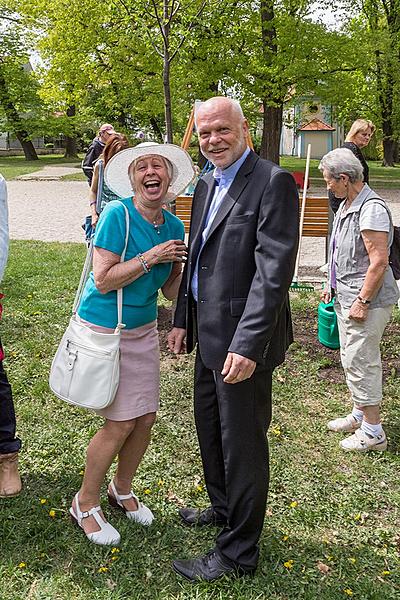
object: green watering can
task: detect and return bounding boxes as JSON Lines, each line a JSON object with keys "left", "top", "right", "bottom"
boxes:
{"left": 317, "top": 299, "right": 340, "bottom": 349}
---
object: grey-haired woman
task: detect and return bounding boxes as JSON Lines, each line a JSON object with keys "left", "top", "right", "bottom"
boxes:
{"left": 320, "top": 148, "right": 399, "bottom": 452}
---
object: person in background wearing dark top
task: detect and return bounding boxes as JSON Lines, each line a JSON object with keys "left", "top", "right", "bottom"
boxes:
{"left": 0, "top": 174, "right": 22, "bottom": 498}
{"left": 329, "top": 119, "right": 375, "bottom": 214}
{"left": 89, "top": 133, "right": 130, "bottom": 229}
{"left": 82, "top": 123, "right": 116, "bottom": 185}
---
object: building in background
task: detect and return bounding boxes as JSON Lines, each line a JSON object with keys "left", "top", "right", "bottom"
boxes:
{"left": 280, "top": 99, "right": 344, "bottom": 159}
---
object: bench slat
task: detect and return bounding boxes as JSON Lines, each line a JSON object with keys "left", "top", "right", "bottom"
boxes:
{"left": 176, "top": 195, "right": 330, "bottom": 237}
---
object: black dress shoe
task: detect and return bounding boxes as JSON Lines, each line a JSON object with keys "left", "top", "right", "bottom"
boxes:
{"left": 179, "top": 506, "right": 227, "bottom": 527}
{"left": 173, "top": 549, "right": 252, "bottom": 582}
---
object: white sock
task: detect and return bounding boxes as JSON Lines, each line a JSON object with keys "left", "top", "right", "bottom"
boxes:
{"left": 351, "top": 407, "right": 364, "bottom": 423}
{"left": 361, "top": 421, "right": 384, "bottom": 438}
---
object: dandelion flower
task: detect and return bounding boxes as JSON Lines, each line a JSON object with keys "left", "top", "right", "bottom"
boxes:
{"left": 290, "top": 501, "right": 298, "bottom": 508}
{"left": 40, "top": 498, "right": 47, "bottom": 505}
{"left": 144, "top": 488, "right": 151, "bottom": 495}
{"left": 272, "top": 426, "right": 281, "bottom": 436}
{"left": 196, "top": 485, "right": 203, "bottom": 492}
{"left": 381, "top": 570, "right": 390, "bottom": 576}
{"left": 344, "top": 589, "right": 353, "bottom": 596}
{"left": 49, "top": 510, "right": 56, "bottom": 518}
{"left": 348, "top": 557, "right": 356, "bottom": 564}
{"left": 18, "top": 562, "right": 26, "bottom": 569}
{"left": 282, "top": 535, "right": 289, "bottom": 541}
{"left": 111, "top": 547, "right": 120, "bottom": 554}
{"left": 98, "top": 566, "right": 108, "bottom": 573}
{"left": 283, "top": 560, "right": 294, "bottom": 569}
{"left": 354, "top": 513, "right": 361, "bottom": 521}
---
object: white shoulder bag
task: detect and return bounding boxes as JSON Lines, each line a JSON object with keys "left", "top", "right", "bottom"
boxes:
{"left": 49, "top": 202, "right": 129, "bottom": 410}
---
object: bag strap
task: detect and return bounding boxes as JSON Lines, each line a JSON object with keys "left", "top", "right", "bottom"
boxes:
{"left": 72, "top": 202, "right": 130, "bottom": 328}
{"left": 361, "top": 196, "right": 394, "bottom": 247}
{"left": 95, "top": 159, "right": 104, "bottom": 214}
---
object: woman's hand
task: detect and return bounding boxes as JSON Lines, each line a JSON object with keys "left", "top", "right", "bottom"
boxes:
{"left": 146, "top": 239, "right": 187, "bottom": 265}
{"left": 349, "top": 298, "right": 369, "bottom": 321}
{"left": 320, "top": 288, "right": 331, "bottom": 303}
{"left": 91, "top": 207, "right": 99, "bottom": 228}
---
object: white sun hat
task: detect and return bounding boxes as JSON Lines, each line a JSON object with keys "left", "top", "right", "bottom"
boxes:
{"left": 104, "top": 141, "right": 195, "bottom": 199}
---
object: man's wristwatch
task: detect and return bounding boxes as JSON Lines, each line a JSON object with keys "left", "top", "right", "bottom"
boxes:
{"left": 357, "top": 296, "right": 371, "bottom": 305}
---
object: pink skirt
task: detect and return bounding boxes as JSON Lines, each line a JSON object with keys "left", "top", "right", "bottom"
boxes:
{"left": 80, "top": 319, "right": 160, "bottom": 421}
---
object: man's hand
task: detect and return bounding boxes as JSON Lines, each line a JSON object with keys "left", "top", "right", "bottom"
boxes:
{"left": 221, "top": 352, "right": 256, "bottom": 384}
{"left": 167, "top": 327, "right": 186, "bottom": 354}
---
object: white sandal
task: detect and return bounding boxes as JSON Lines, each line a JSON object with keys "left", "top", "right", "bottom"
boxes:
{"left": 70, "top": 493, "right": 120, "bottom": 546}
{"left": 108, "top": 480, "right": 154, "bottom": 526}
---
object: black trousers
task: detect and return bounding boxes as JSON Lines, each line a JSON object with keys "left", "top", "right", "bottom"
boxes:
{"left": 194, "top": 346, "right": 272, "bottom": 570}
{"left": 0, "top": 338, "right": 21, "bottom": 455}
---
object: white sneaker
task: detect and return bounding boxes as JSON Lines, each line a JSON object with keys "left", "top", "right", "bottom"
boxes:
{"left": 327, "top": 414, "right": 361, "bottom": 433}
{"left": 108, "top": 480, "right": 154, "bottom": 525}
{"left": 340, "top": 429, "right": 387, "bottom": 452}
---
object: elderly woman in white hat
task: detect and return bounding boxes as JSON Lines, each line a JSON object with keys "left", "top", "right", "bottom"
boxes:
{"left": 70, "top": 143, "right": 195, "bottom": 546}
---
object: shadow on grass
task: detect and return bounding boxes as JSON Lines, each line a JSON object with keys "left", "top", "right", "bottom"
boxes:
{"left": 1, "top": 469, "right": 398, "bottom": 600}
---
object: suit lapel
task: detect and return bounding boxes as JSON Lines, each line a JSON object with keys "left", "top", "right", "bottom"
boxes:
{"left": 204, "top": 151, "right": 258, "bottom": 241}
{"left": 191, "top": 174, "right": 216, "bottom": 256}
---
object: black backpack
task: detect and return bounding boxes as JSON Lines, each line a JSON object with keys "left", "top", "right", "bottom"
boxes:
{"left": 389, "top": 225, "right": 400, "bottom": 280}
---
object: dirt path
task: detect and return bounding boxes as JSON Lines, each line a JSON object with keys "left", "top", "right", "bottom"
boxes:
{"left": 7, "top": 180, "right": 400, "bottom": 274}
{"left": 8, "top": 180, "right": 88, "bottom": 243}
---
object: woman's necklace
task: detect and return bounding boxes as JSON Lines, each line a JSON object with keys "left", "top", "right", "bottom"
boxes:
{"left": 135, "top": 199, "right": 163, "bottom": 234}
{"left": 152, "top": 211, "right": 164, "bottom": 235}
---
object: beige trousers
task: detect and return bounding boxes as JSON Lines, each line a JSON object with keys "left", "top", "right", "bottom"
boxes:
{"left": 335, "top": 301, "right": 393, "bottom": 407}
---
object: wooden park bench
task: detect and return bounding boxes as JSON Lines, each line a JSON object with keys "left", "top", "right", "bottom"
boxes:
{"left": 299, "top": 195, "right": 330, "bottom": 260}
{"left": 176, "top": 194, "right": 330, "bottom": 257}
{"left": 175, "top": 196, "right": 193, "bottom": 233}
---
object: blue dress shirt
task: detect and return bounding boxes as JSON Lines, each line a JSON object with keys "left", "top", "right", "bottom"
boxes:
{"left": 191, "top": 147, "right": 250, "bottom": 300}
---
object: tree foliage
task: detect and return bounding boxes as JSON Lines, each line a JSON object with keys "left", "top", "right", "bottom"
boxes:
{"left": 6, "top": 0, "right": 400, "bottom": 165}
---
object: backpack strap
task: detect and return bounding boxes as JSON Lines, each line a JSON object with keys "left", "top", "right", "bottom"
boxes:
{"left": 95, "top": 159, "right": 104, "bottom": 214}
{"left": 360, "top": 196, "right": 394, "bottom": 247}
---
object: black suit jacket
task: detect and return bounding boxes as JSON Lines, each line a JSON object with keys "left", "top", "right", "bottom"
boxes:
{"left": 174, "top": 150, "right": 299, "bottom": 372}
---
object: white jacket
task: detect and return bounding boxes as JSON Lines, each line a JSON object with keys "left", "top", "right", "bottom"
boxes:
{"left": 0, "top": 174, "right": 9, "bottom": 282}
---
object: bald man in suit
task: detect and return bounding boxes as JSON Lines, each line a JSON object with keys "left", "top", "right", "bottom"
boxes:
{"left": 168, "top": 97, "right": 299, "bottom": 581}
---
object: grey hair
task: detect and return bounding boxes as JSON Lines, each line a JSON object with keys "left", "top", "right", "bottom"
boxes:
{"left": 128, "top": 155, "right": 174, "bottom": 190}
{"left": 318, "top": 148, "right": 364, "bottom": 183}
{"left": 195, "top": 96, "right": 244, "bottom": 128}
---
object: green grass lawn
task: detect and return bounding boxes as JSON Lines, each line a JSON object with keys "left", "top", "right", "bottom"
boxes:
{"left": 281, "top": 157, "right": 400, "bottom": 190}
{"left": 0, "top": 241, "right": 399, "bottom": 599}
{"left": 0, "top": 155, "right": 83, "bottom": 180}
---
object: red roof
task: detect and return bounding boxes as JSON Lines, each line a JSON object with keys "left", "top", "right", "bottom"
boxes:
{"left": 298, "top": 118, "right": 335, "bottom": 131}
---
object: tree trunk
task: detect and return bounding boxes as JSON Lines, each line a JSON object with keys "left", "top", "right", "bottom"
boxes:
{"left": 260, "top": 101, "right": 282, "bottom": 164}
{"left": 163, "top": 56, "right": 173, "bottom": 143}
{"left": 393, "top": 140, "right": 399, "bottom": 163}
{"left": 259, "top": 0, "right": 283, "bottom": 164}
{"left": 0, "top": 68, "right": 38, "bottom": 160}
{"left": 150, "top": 117, "right": 164, "bottom": 142}
{"left": 162, "top": 1, "right": 173, "bottom": 144}
{"left": 64, "top": 105, "right": 79, "bottom": 158}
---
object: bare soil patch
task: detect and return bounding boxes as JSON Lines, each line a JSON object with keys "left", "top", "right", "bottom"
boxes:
{"left": 158, "top": 304, "right": 400, "bottom": 383}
